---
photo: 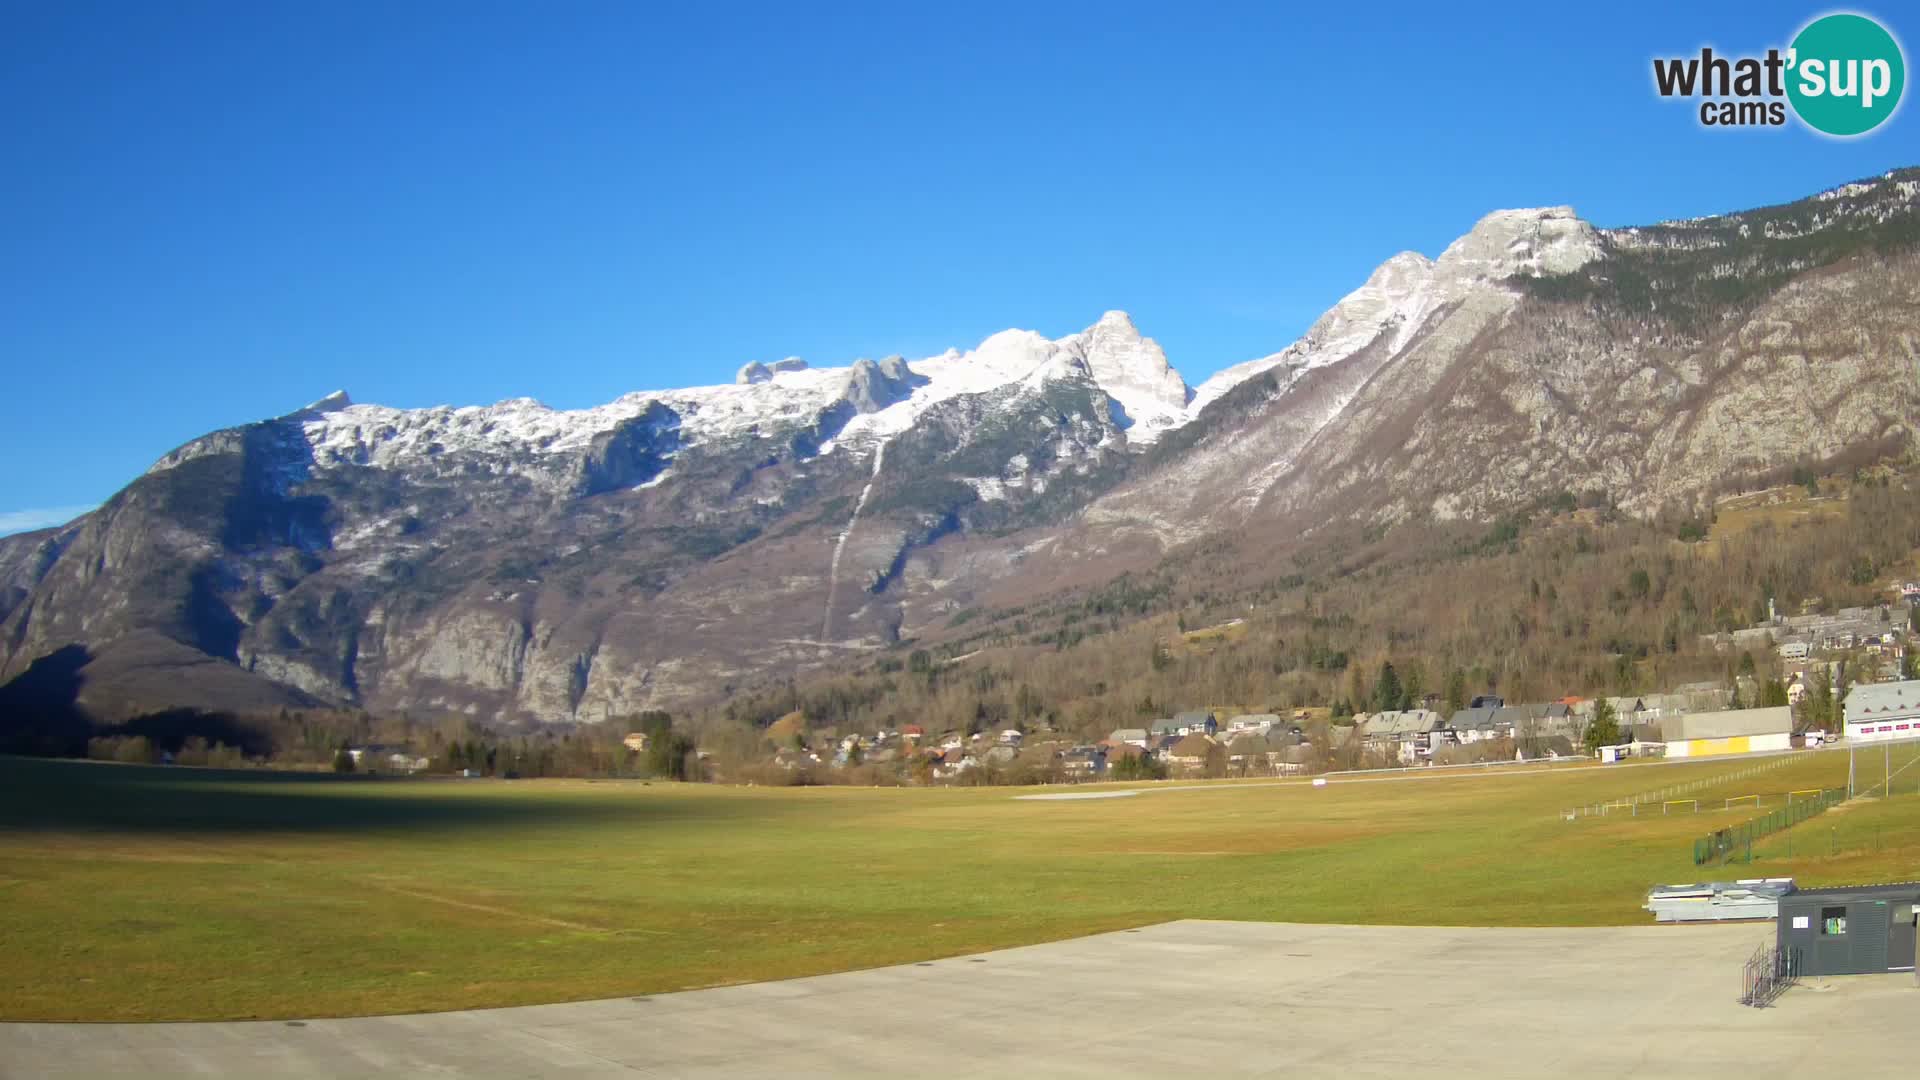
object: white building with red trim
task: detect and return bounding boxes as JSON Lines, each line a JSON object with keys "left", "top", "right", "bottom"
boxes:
{"left": 1843, "top": 680, "right": 1920, "bottom": 742}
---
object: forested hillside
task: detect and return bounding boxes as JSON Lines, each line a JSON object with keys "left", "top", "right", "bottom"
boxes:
{"left": 690, "top": 467, "right": 1920, "bottom": 754}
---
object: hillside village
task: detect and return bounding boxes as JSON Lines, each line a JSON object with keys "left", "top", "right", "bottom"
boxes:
{"left": 734, "top": 588, "right": 1920, "bottom": 786}
{"left": 294, "top": 578, "right": 1920, "bottom": 787}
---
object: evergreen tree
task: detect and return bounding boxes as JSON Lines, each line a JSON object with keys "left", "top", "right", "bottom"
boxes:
{"left": 1444, "top": 669, "right": 1469, "bottom": 715}
{"left": 1372, "top": 662, "right": 1403, "bottom": 714}
{"left": 1583, "top": 697, "right": 1620, "bottom": 754}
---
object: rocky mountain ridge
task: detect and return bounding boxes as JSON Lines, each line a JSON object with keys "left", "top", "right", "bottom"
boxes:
{"left": 5, "top": 167, "right": 1919, "bottom": 725}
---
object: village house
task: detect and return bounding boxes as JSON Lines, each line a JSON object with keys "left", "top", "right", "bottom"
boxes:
{"left": 1513, "top": 702, "right": 1578, "bottom": 733}
{"left": 1354, "top": 709, "right": 1444, "bottom": 763}
{"left": 1173, "top": 710, "right": 1219, "bottom": 736}
{"left": 934, "top": 747, "right": 975, "bottom": 779}
{"left": 1108, "top": 727, "right": 1150, "bottom": 748}
{"left": 1846, "top": 679, "right": 1920, "bottom": 741}
{"left": 1226, "top": 731, "right": 1295, "bottom": 775}
{"left": 1225, "top": 713, "right": 1280, "bottom": 734}
{"left": 1165, "top": 734, "right": 1216, "bottom": 774}
{"left": 1520, "top": 735, "right": 1579, "bottom": 761}
{"left": 1059, "top": 746, "right": 1107, "bottom": 778}
{"left": 1277, "top": 743, "right": 1315, "bottom": 773}
{"left": 1448, "top": 706, "right": 1503, "bottom": 744}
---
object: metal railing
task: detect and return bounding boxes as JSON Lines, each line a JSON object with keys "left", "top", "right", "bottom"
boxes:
{"left": 1739, "top": 943, "right": 1799, "bottom": 1007}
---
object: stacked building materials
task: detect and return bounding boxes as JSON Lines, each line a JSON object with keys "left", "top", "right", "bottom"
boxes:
{"left": 1645, "top": 879, "right": 1797, "bottom": 922}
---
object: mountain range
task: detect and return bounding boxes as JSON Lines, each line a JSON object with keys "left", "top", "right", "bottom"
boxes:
{"left": 5, "top": 167, "right": 1919, "bottom": 726}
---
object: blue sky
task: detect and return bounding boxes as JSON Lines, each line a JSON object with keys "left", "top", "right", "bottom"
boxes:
{"left": 3, "top": 1, "right": 1916, "bottom": 533}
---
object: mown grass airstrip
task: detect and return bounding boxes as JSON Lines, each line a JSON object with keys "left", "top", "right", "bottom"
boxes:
{"left": 2, "top": 750, "right": 1917, "bottom": 1021}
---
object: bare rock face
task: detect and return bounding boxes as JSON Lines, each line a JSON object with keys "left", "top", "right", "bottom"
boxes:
{"left": 575, "top": 403, "right": 681, "bottom": 495}
{"left": 6, "top": 168, "right": 1920, "bottom": 723}
{"left": 840, "top": 357, "right": 922, "bottom": 414}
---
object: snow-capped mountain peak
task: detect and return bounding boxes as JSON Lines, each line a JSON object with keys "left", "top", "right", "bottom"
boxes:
{"left": 1059, "top": 310, "right": 1191, "bottom": 438}
{"left": 276, "top": 207, "right": 1610, "bottom": 476}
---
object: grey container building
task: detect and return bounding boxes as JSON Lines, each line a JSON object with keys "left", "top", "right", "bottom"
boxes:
{"left": 1776, "top": 883, "right": 1920, "bottom": 976}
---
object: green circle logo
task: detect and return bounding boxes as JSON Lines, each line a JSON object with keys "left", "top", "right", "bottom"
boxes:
{"left": 1787, "top": 13, "right": 1906, "bottom": 136}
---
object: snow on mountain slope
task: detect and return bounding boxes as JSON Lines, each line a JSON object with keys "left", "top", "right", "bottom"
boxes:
{"left": 1069, "top": 206, "right": 1606, "bottom": 545}
{"left": 144, "top": 206, "right": 1603, "bottom": 505}
{"left": 1061, "top": 311, "right": 1191, "bottom": 437}
{"left": 1188, "top": 207, "right": 1601, "bottom": 416}
{"left": 281, "top": 311, "right": 1200, "bottom": 476}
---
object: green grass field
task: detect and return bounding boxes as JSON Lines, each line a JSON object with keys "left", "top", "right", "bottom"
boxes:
{"left": 3, "top": 750, "right": 1919, "bottom": 1022}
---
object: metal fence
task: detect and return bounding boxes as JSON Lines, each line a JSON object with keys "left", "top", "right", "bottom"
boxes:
{"left": 1691, "top": 787, "right": 1847, "bottom": 865}
{"left": 1739, "top": 943, "right": 1799, "bottom": 1007}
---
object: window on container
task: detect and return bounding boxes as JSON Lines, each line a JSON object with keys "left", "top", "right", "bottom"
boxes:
{"left": 1822, "top": 906, "right": 1848, "bottom": 936}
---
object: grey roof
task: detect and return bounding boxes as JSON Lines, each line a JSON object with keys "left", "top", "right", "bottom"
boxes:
{"left": 1173, "top": 710, "right": 1216, "bottom": 725}
{"left": 1449, "top": 706, "right": 1500, "bottom": 731}
{"left": 1845, "top": 679, "right": 1920, "bottom": 725}
{"left": 1494, "top": 703, "right": 1580, "bottom": 737}
{"left": 1491, "top": 705, "right": 1531, "bottom": 728}
{"left": 1360, "top": 709, "right": 1442, "bottom": 737}
{"left": 1525, "top": 735, "right": 1578, "bottom": 758}
{"left": 1227, "top": 713, "right": 1281, "bottom": 727}
{"left": 1664, "top": 706, "right": 1791, "bottom": 741}
{"left": 1109, "top": 728, "right": 1149, "bottom": 742}
{"left": 1149, "top": 718, "right": 1182, "bottom": 734}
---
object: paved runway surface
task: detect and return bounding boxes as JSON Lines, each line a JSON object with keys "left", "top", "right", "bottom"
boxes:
{"left": 6, "top": 920, "right": 1916, "bottom": 1077}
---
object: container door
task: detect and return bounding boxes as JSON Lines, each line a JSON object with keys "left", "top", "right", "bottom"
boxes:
{"left": 1854, "top": 902, "right": 1892, "bottom": 974}
{"left": 1889, "top": 903, "right": 1918, "bottom": 973}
